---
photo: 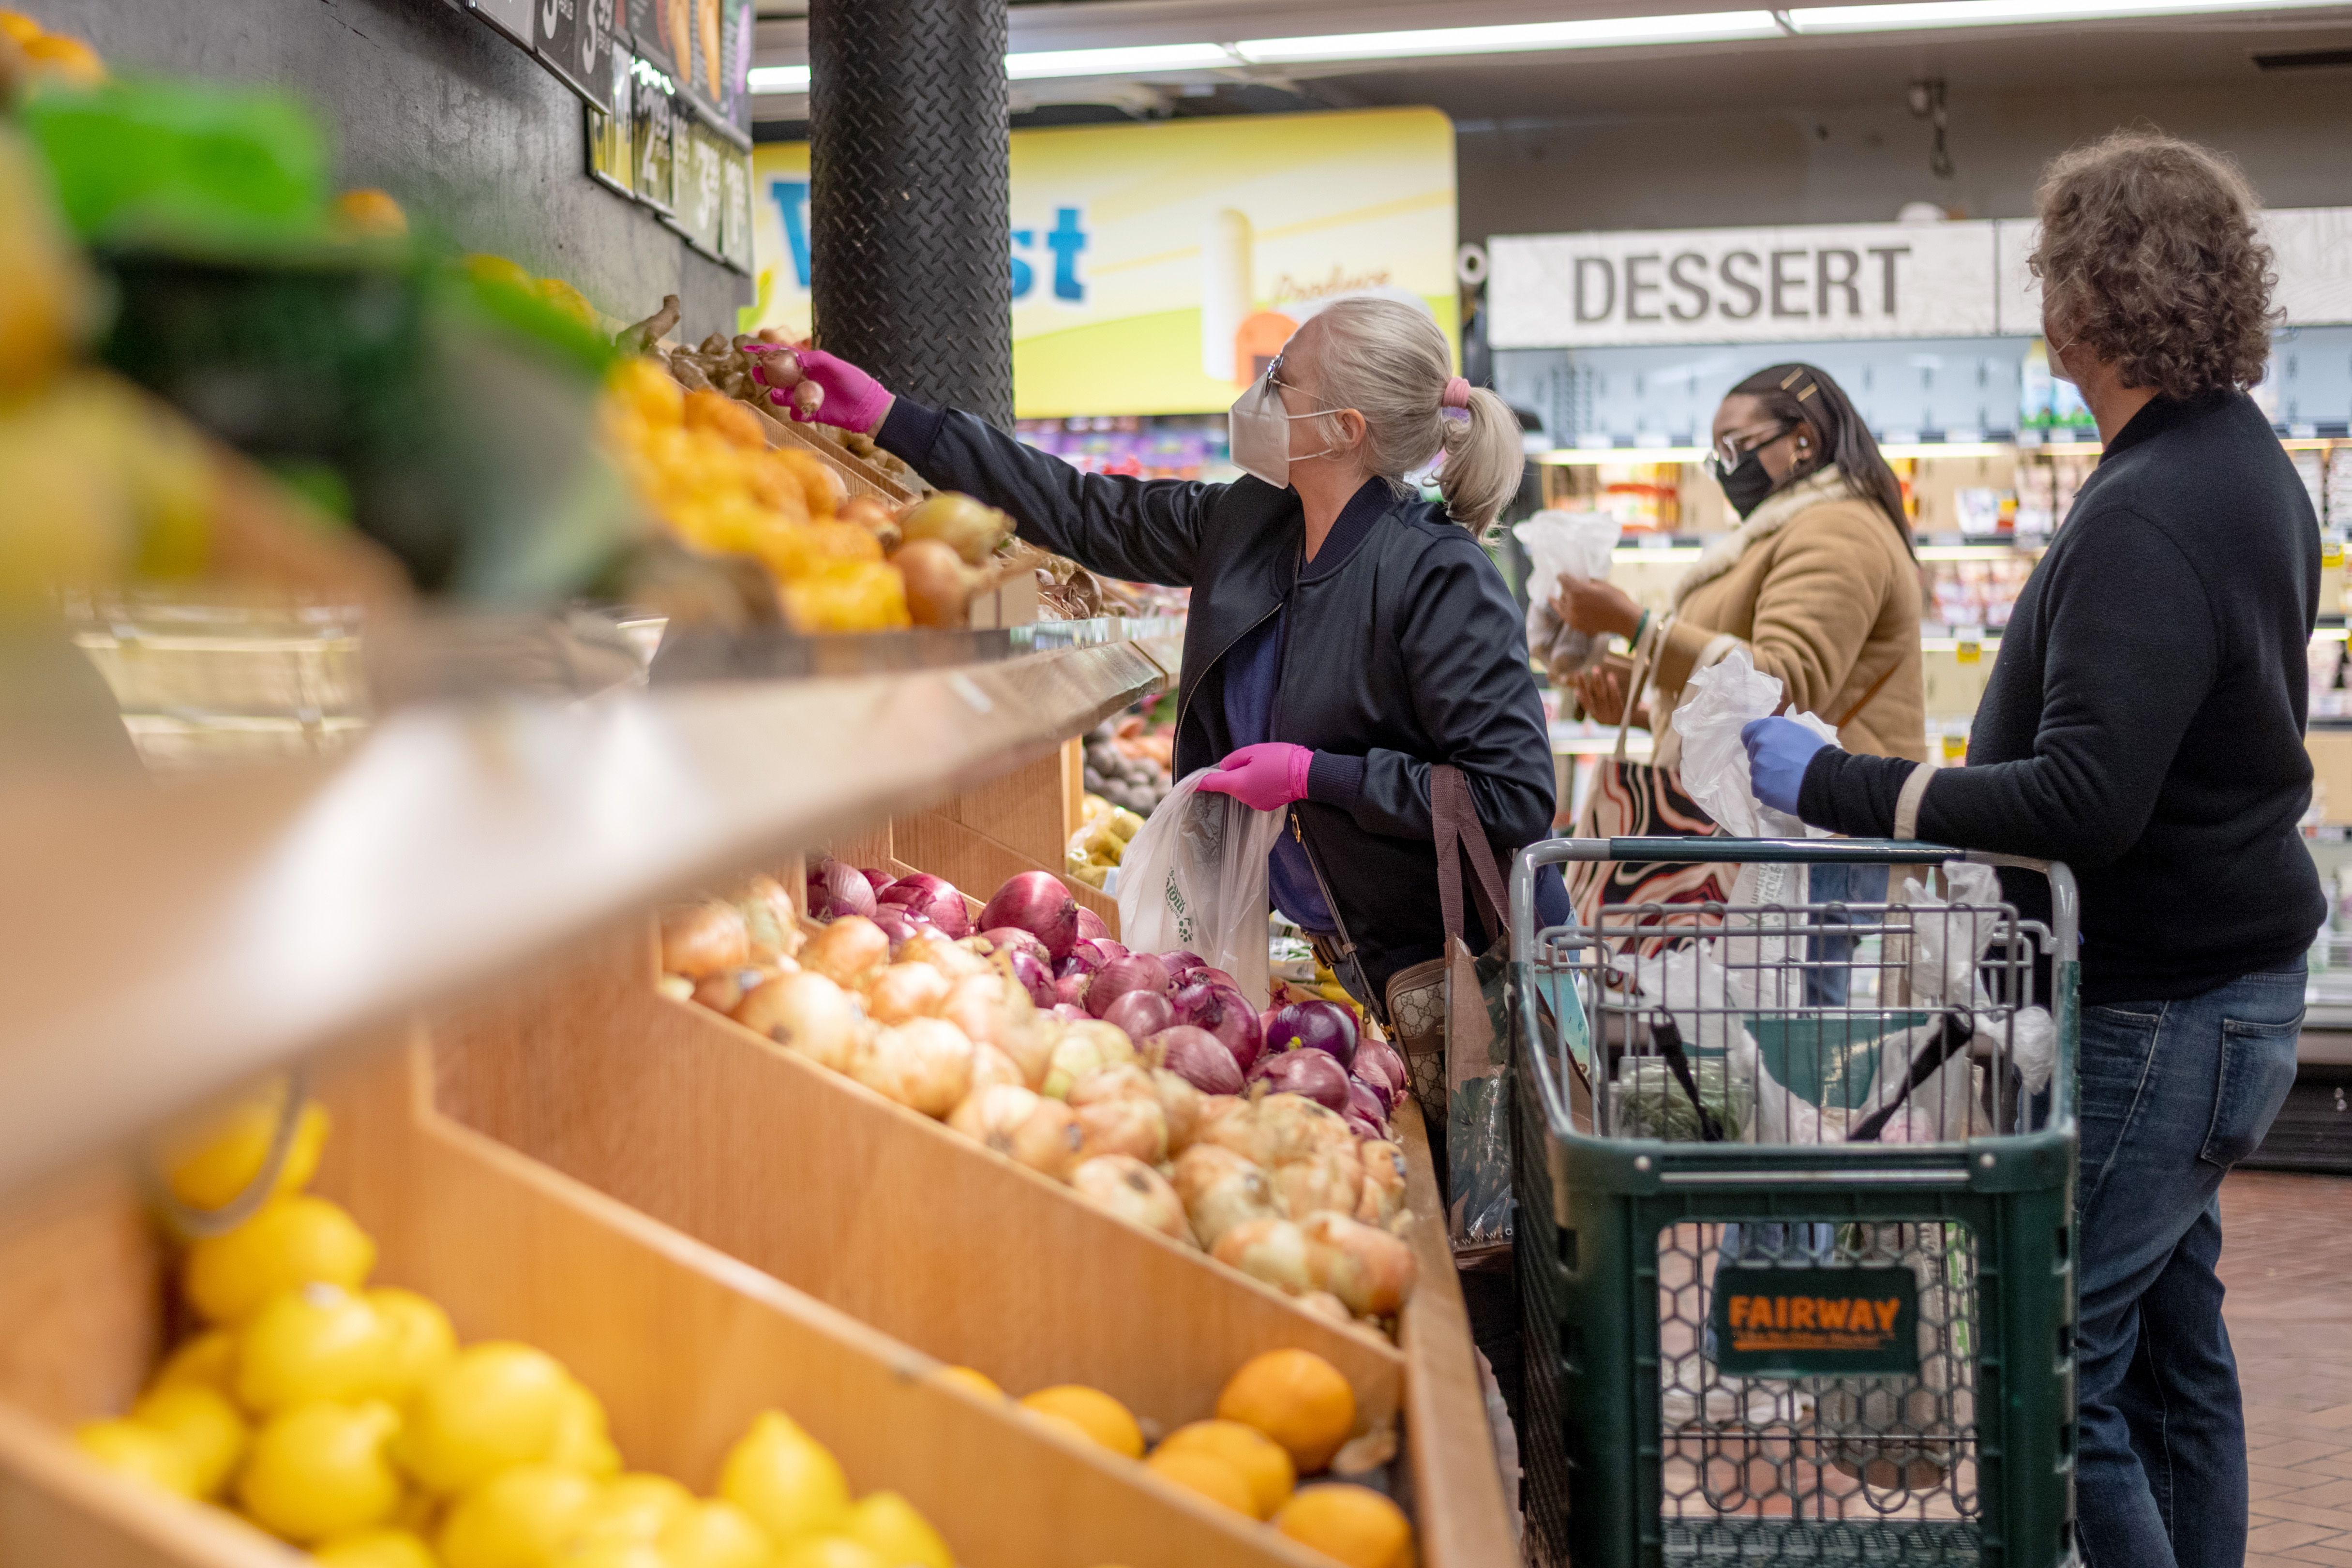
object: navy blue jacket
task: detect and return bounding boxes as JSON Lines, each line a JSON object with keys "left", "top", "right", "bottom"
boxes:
{"left": 878, "top": 400, "right": 1559, "bottom": 997}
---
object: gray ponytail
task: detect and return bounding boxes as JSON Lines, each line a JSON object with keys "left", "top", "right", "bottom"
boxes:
{"left": 1295, "top": 297, "right": 1524, "bottom": 535}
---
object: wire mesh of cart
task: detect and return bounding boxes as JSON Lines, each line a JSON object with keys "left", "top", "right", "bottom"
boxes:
{"left": 1510, "top": 836, "right": 2080, "bottom": 1568}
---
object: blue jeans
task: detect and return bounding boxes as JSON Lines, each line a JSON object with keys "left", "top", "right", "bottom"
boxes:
{"left": 1804, "top": 861, "right": 1888, "bottom": 1007}
{"left": 2075, "top": 961, "right": 2305, "bottom": 1568}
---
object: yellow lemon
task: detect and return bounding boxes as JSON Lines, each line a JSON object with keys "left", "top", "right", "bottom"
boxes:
{"left": 1155, "top": 1419, "right": 1297, "bottom": 1519}
{"left": 149, "top": 1329, "right": 236, "bottom": 1396}
{"left": 184, "top": 1195, "right": 376, "bottom": 1325}
{"left": 1145, "top": 1447, "right": 1255, "bottom": 1515}
{"left": 162, "top": 1083, "right": 330, "bottom": 1212}
{"left": 234, "top": 1282, "right": 393, "bottom": 1414}
{"left": 1216, "top": 1349, "right": 1356, "bottom": 1474}
{"left": 931, "top": 1366, "right": 1003, "bottom": 1401}
{"left": 464, "top": 254, "right": 533, "bottom": 291}
{"left": 842, "top": 1491, "right": 950, "bottom": 1568}
{"left": 74, "top": 1418, "right": 199, "bottom": 1496}
{"left": 0, "top": 11, "right": 40, "bottom": 45}
{"left": 129, "top": 1384, "right": 246, "bottom": 1497}
{"left": 437, "top": 1463, "right": 600, "bottom": 1568}
{"left": 238, "top": 1399, "right": 404, "bottom": 1543}
{"left": 20, "top": 31, "right": 104, "bottom": 85}
{"left": 773, "top": 1538, "right": 886, "bottom": 1568}
{"left": 545, "top": 1378, "right": 620, "bottom": 1478}
{"left": 717, "top": 1410, "right": 850, "bottom": 1545}
{"left": 570, "top": 1472, "right": 693, "bottom": 1545}
{"left": 315, "top": 1526, "right": 440, "bottom": 1568}
{"left": 334, "top": 189, "right": 409, "bottom": 239}
{"left": 657, "top": 1498, "right": 771, "bottom": 1568}
{"left": 368, "top": 1288, "right": 457, "bottom": 1401}
{"left": 1017, "top": 1386, "right": 1143, "bottom": 1459}
{"left": 395, "top": 1342, "right": 573, "bottom": 1495}
{"left": 1273, "top": 1484, "right": 1413, "bottom": 1568}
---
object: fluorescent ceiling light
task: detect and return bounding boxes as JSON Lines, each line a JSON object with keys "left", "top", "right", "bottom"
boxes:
{"left": 748, "top": 64, "right": 810, "bottom": 94}
{"left": 1237, "top": 12, "right": 1781, "bottom": 63}
{"left": 1790, "top": 0, "right": 2352, "bottom": 26}
{"left": 1008, "top": 44, "right": 1243, "bottom": 79}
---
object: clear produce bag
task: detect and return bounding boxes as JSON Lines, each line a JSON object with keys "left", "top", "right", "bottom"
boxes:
{"left": 1116, "top": 768, "right": 1289, "bottom": 1007}
{"left": 1516, "top": 510, "right": 1622, "bottom": 676}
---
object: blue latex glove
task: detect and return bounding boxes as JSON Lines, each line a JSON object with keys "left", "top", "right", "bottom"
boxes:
{"left": 1741, "top": 717, "right": 1835, "bottom": 817}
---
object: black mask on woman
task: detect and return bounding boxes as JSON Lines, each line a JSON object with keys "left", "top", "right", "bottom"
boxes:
{"left": 1718, "top": 448, "right": 1783, "bottom": 518}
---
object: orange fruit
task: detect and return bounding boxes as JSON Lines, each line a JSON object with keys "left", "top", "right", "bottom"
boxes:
{"left": 335, "top": 190, "right": 409, "bottom": 238}
{"left": 932, "top": 1366, "right": 1004, "bottom": 1401}
{"left": 1145, "top": 1447, "right": 1254, "bottom": 1514}
{"left": 1215, "top": 1350, "right": 1356, "bottom": 1473}
{"left": 0, "top": 13, "right": 43, "bottom": 45}
{"left": 21, "top": 32, "right": 104, "bottom": 85}
{"left": 1156, "top": 1419, "right": 1295, "bottom": 1518}
{"left": 1017, "top": 1386, "right": 1142, "bottom": 1459}
{"left": 1273, "top": 1484, "right": 1413, "bottom": 1568}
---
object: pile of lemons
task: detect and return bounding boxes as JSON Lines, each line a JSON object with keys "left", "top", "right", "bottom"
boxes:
{"left": 74, "top": 1084, "right": 955, "bottom": 1568}
{"left": 944, "top": 1350, "right": 1414, "bottom": 1568}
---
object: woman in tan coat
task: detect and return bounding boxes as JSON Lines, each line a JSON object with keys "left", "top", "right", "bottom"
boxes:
{"left": 1554, "top": 361, "right": 1926, "bottom": 995}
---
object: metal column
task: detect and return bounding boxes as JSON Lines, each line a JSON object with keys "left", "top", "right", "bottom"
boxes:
{"left": 808, "top": 0, "right": 1012, "bottom": 429}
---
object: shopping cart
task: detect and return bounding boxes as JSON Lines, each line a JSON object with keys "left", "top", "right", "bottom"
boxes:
{"left": 1510, "top": 836, "right": 2078, "bottom": 1568}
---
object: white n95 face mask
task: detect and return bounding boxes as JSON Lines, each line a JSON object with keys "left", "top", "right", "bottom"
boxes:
{"left": 1228, "top": 363, "right": 1339, "bottom": 488}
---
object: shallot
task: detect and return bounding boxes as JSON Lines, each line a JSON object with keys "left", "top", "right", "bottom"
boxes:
{"left": 1151, "top": 1026, "right": 1244, "bottom": 1096}
{"left": 1101, "top": 989, "right": 1175, "bottom": 1044}
{"left": 661, "top": 902, "right": 750, "bottom": 980}
{"left": 849, "top": 1018, "right": 975, "bottom": 1117}
{"left": 802, "top": 915, "right": 889, "bottom": 986}
{"left": 977, "top": 871, "right": 1081, "bottom": 961}
{"left": 1070, "top": 1155, "right": 1192, "bottom": 1244}
{"left": 1248, "top": 1047, "right": 1353, "bottom": 1113}
{"left": 808, "top": 860, "right": 878, "bottom": 922}
{"left": 733, "top": 971, "right": 860, "bottom": 1072}
{"left": 1264, "top": 1000, "right": 1358, "bottom": 1071}
{"left": 1085, "top": 953, "right": 1170, "bottom": 1018}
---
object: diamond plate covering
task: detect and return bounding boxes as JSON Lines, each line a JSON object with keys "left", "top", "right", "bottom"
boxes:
{"left": 809, "top": 0, "right": 1012, "bottom": 428}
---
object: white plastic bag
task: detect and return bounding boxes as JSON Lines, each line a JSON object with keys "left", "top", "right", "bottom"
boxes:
{"left": 1671, "top": 648, "right": 1839, "bottom": 839}
{"left": 1515, "top": 510, "right": 1621, "bottom": 674}
{"left": 1116, "top": 768, "right": 1290, "bottom": 1007}
{"left": 1902, "top": 861, "right": 2002, "bottom": 1004}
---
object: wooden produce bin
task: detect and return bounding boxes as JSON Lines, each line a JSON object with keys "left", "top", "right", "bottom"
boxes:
{"left": 0, "top": 1040, "right": 1331, "bottom": 1568}
{"left": 428, "top": 926, "right": 1404, "bottom": 1434}
{"left": 879, "top": 742, "right": 1120, "bottom": 936}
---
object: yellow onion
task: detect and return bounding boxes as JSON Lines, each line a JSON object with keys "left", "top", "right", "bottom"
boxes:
{"left": 1041, "top": 1022, "right": 1138, "bottom": 1100}
{"left": 729, "top": 875, "right": 804, "bottom": 966}
{"left": 970, "top": 1044, "right": 1025, "bottom": 1093}
{"left": 1172, "top": 1145, "right": 1280, "bottom": 1253}
{"left": 661, "top": 902, "right": 750, "bottom": 980}
{"left": 850, "top": 1018, "right": 975, "bottom": 1117}
{"left": 893, "top": 538, "right": 978, "bottom": 627}
{"left": 1251, "top": 1094, "right": 1357, "bottom": 1170}
{"left": 803, "top": 916, "right": 888, "bottom": 986}
{"left": 948, "top": 1083, "right": 1043, "bottom": 1147}
{"left": 940, "top": 972, "right": 1028, "bottom": 1053}
{"left": 1212, "top": 1216, "right": 1315, "bottom": 1296}
{"left": 1295, "top": 1290, "right": 1354, "bottom": 1326}
{"left": 900, "top": 931, "right": 990, "bottom": 980}
{"left": 1269, "top": 1144, "right": 1363, "bottom": 1224}
{"left": 1193, "top": 1095, "right": 1260, "bottom": 1163}
{"left": 1300, "top": 1211, "right": 1418, "bottom": 1317}
{"left": 864, "top": 962, "right": 952, "bottom": 1024}
{"left": 1069, "top": 1156, "right": 1191, "bottom": 1244}
{"left": 733, "top": 972, "right": 860, "bottom": 1072}
{"left": 1150, "top": 1068, "right": 1205, "bottom": 1155}
{"left": 1355, "top": 1141, "right": 1408, "bottom": 1228}
{"left": 898, "top": 492, "right": 1013, "bottom": 566}
{"left": 1068, "top": 1069, "right": 1168, "bottom": 1165}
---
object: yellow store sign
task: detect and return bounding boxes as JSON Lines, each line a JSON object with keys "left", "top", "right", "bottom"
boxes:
{"left": 749, "top": 107, "right": 1458, "bottom": 419}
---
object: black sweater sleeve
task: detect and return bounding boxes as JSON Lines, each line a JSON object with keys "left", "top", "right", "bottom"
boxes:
{"left": 877, "top": 397, "right": 1220, "bottom": 588}
{"left": 1310, "top": 533, "right": 1557, "bottom": 853}
{"left": 1799, "top": 508, "right": 2220, "bottom": 868}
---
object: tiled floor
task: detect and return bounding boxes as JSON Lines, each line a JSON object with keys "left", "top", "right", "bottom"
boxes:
{"left": 2221, "top": 1170, "right": 2352, "bottom": 1568}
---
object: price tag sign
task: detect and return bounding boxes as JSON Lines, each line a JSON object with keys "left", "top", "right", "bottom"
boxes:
{"left": 2325, "top": 542, "right": 2344, "bottom": 569}
{"left": 1956, "top": 639, "right": 1982, "bottom": 664}
{"left": 469, "top": 0, "right": 535, "bottom": 47}
{"left": 537, "top": 0, "right": 615, "bottom": 110}
{"left": 1709, "top": 1266, "right": 1920, "bottom": 1377}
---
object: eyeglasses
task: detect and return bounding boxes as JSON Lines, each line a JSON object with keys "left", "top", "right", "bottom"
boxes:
{"left": 1706, "top": 421, "right": 1799, "bottom": 478}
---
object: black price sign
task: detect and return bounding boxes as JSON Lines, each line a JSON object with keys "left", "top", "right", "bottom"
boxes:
{"left": 537, "top": 0, "right": 615, "bottom": 110}
{"left": 1708, "top": 1266, "right": 1921, "bottom": 1377}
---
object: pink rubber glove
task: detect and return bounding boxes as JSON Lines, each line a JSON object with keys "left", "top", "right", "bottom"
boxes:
{"left": 1196, "top": 743, "right": 1314, "bottom": 811}
{"left": 749, "top": 346, "right": 892, "bottom": 433}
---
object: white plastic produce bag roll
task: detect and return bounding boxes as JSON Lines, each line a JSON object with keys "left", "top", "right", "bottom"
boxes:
{"left": 1116, "top": 769, "right": 1289, "bottom": 1007}
{"left": 1515, "top": 510, "right": 1621, "bottom": 674}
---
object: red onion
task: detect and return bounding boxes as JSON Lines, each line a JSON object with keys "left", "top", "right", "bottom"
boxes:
{"left": 1007, "top": 950, "right": 1056, "bottom": 1008}
{"left": 1195, "top": 967, "right": 1238, "bottom": 991}
{"left": 871, "top": 907, "right": 928, "bottom": 947}
{"left": 1079, "top": 938, "right": 1127, "bottom": 966}
{"left": 977, "top": 871, "right": 1080, "bottom": 961}
{"left": 1247, "top": 1048, "right": 1352, "bottom": 1112}
{"left": 860, "top": 867, "right": 896, "bottom": 897}
{"left": 1259, "top": 1006, "right": 1281, "bottom": 1044}
{"left": 1102, "top": 989, "right": 1175, "bottom": 1043}
{"left": 1160, "top": 950, "right": 1206, "bottom": 981}
{"left": 1265, "top": 1000, "right": 1357, "bottom": 1072}
{"left": 1346, "top": 1076, "right": 1390, "bottom": 1132}
{"left": 1050, "top": 1002, "right": 1092, "bottom": 1024}
{"left": 878, "top": 874, "right": 971, "bottom": 939}
{"left": 1152, "top": 1026, "right": 1244, "bottom": 1095}
{"left": 1085, "top": 953, "right": 1170, "bottom": 1018}
{"left": 1171, "top": 981, "right": 1264, "bottom": 1073}
{"left": 1054, "top": 973, "right": 1091, "bottom": 1009}
{"left": 980, "top": 926, "right": 1048, "bottom": 962}
{"left": 809, "top": 859, "right": 877, "bottom": 921}
{"left": 1354, "top": 1039, "right": 1407, "bottom": 1109}
{"left": 1055, "top": 949, "right": 1103, "bottom": 981}
{"left": 1074, "top": 905, "right": 1109, "bottom": 944}
{"left": 1343, "top": 1105, "right": 1386, "bottom": 1142}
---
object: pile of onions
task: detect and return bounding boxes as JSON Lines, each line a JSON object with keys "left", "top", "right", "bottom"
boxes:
{"left": 976, "top": 871, "right": 1080, "bottom": 960}
{"left": 807, "top": 860, "right": 878, "bottom": 921}
{"left": 876, "top": 873, "right": 970, "bottom": 940}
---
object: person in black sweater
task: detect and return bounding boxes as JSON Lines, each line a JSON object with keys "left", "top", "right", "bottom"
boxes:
{"left": 1743, "top": 133, "right": 2320, "bottom": 1568}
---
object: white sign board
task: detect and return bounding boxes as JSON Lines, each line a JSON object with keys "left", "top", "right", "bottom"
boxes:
{"left": 1495, "top": 209, "right": 2352, "bottom": 349}
{"left": 1488, "top": 222, "right": 2000, "bottom": 349}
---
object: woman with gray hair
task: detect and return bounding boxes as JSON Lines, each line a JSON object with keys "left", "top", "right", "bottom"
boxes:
{"left": 1742, "top": 131, "right": 2322, "bottom": 1567}
{"left": 787, "top": 297, "right": 1568, "bottom": 1014}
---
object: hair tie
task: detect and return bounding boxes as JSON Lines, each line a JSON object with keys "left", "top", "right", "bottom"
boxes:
{"left": 1439, "top": 375, "right": 1473, "bottom": 422}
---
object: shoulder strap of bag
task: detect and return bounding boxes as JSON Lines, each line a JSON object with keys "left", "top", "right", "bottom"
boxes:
{"left": 1612, "top": 616, "right": 1663, "bottom": 764}
{"left": 1430, "top": 764, "right": 1510, "bottom": 943}
{"left": 1834, "top": 656, "right": 1902, "bottom": 731}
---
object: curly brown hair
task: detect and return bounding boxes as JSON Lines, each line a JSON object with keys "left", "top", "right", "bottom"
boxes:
{"left": 2029, "top": 130, "right": 2277, "bottom": 400}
